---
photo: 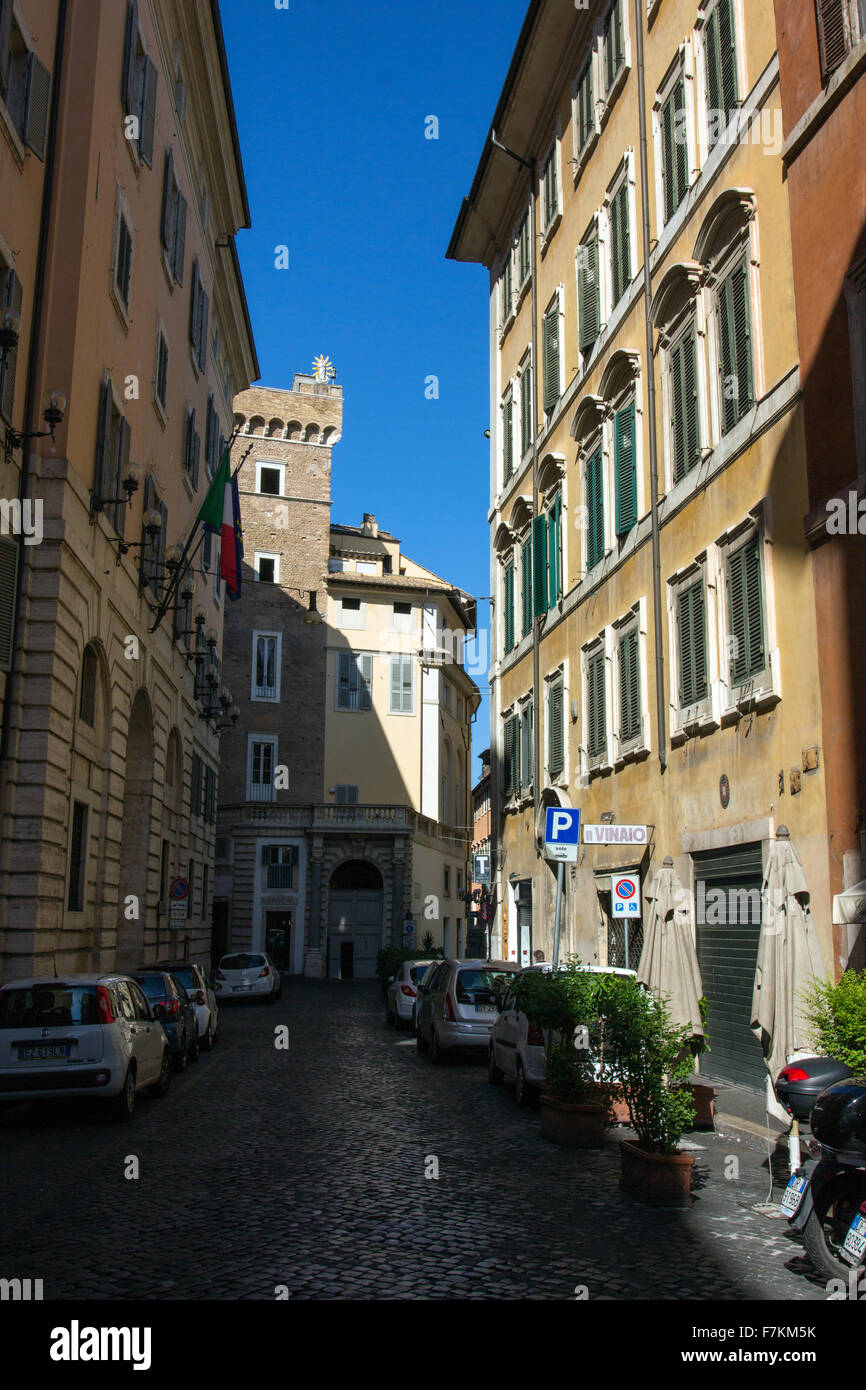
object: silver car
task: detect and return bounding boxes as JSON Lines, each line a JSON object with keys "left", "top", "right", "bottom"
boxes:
{"left": 0, "top": 975, "right": 171, "bottom": 1121}
{"left": 416, "top": 959, "right": 518, "bottom": 1064}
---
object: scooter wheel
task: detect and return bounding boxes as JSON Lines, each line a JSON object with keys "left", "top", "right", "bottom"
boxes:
{"left": 802, "top": 1174, "right": 864, "bottom": 1282}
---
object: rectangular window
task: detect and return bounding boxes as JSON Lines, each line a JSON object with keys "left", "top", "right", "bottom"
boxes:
{"left": 677, "top": 579, "right": 708, "bottom": 707}
{"left": 578, "top": 235, "right": 601, "bottom": 358}
{"left": 160, "top": 147, "right": 187, "bottom": 285}
{"left": 503, "top": 562, "right": 515, "bottom": 653}
{"left": 705, "top": 0, "right": 739, "bottom": 143}
{"left": 603, "top": 0, "right": 625, "bottom": 94}
{"left": 521, "top": 538, "right": 533, "bottom": 637}
{"left": 587, "top": 650, "right": 607, "bottom": 760}
{"left": 502, "top": 392, "right": 514, "bottom": 483}
{"left": 122, "top": 1, "right": 157, "bottom": 166}
{"left": 67, "top": 801, "right": 88, "bottom": 912}
{"left": 114, "top": 213, "right": 133, "bottom": 310}
{"left": 585, "top": 446, "right": 605, "bottom": 569}
{"left": 660, "top": 77, "right": 689, "bottom": 223}
{"left": 337, "top": 652, "right": 373, "bottom": 710}
{"left": 0, "top": 13, "right": 51, "bottom": 158}
{"left": 542, "top": 299, "right": 561, "bottom": 414}
{"left": 258, "top": 466, "right": 281, "bottom": 496}
{"left": 670, "top": 329, "right": 700, "bottom": 482}
{"left": 93, "top": 381, "right": 130, "bottom": 536}
{"left": 518, "top": 209, "right": 531, "bottom": 284}
{"left": 614, "top": 401, "right": 637, "bottom": 538}
{"left": 189, "top": 259, "right": 209, "bottom": 372}
{"left": 249, "top": 739, "right": 276, "bottom": 802}
{"left": 609, "top": 178, "right": 631, "bottom": 306}
{"left": 334, "top": 785, "right": 359, "bottom": 805}
{"left": 519, "top": 362, "right": 532, "bottom": 458}
{"left": 520, "top": 699, "right": 533, "bottom": 790}
{"left": 263, "top": 845, "right": 298, "bottom": 890}
{"left": 618, "top": 626, "right": 641, "bottom": 743}
{"left": 256, "top": 553, "right": 278, "bottom": 584}
{"left": 541, "top": 145, "right": 559, "bottom": 230}
{"left": 575, "top": 59, "right": 595, "bottom": 154}
{"left": 389, "top": 653, "right": 415, "bottom": 713}
{"left": 254, "top": 634, "right": 279, "bottom": 700}
{"left": 500, "top": 255, "right": 513, "bottom": 325}
{"left": 155, "top": 330, "right": 169, "bottom": 411}
{"left": 0, "top": 265, "right": 22, "bottom": 422}
{"left": 503, "top": 713, "right": 519, "bottom": 795}
{"left": 727, "top": 535, "right": 765, "bottom": 685}
{"left": 718, "top": 258, "right": 754, "bottom": 433}
{"left": 548, "top": 680, "right": 564, "bottom": 776}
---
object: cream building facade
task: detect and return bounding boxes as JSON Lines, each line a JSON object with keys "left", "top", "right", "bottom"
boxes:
{"left": 449, "top": 0, "right": 832, "bottom": 1088}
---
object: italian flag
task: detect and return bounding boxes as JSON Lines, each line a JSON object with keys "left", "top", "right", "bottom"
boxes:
{"left": 197, "top": 451, "right": 243, "bottom": 599}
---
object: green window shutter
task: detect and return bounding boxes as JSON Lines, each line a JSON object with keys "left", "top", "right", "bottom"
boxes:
{"left": 662, "top": 79, "right": 687, "bottom": 221}
{"left": 677, "top": 580, "right": 708, "bottom": 707}
{"left": 619, "top": 628, "right": 640, "bottom": 742}
{"left": 614, "top": 402, "right": 636, "bottom": 538}
{"left": 705, "top": 5, "right": 722, "bottom": 137}
{"left": 532, "top": 513, "right": 547, "bottom": 617}
{"left": 521, "top": 540, "right": 533, "bottom": 636}
{"left": 547, "top": 495, "right": 561, "bottom": 608}
{"left": 588, "top": 651, "right": 606, "bottom": 758}
{"left": 504, "top": 715, "right": 518, "bottom": 794}
{"left": 139, "top": 56, "right": 157, "bottom": 167}
{"left": 586, "top": 447, "right": 604, "bottom": 569}
{"left": 719, "top": 259, "right": 753, "bottom": 433}
{"left": 727, "top": 536, "right": 765, "bottom": 684}
{"left": 718, "top": 0, "right": 739, "bottom": 118}
{"left": 23, "top": 51, "right": 51, "bottom": 160}
{"left": 578, "top": 237, "right": 600, "bottom": 355}
{"left": 521, "top": 700, "right": 534, "bottom": 787}
{"left": 549, "top": 681, "right": 564, "bottom": 776}
{"left": 503, "top": 564, "right": 515, "bottom": 652}
{"left": 671, "top": 331, "right": 699, "bottom": 482}
{"left": 604, "top": 0, "right": 623, "bottom": 92}
{"left": 520, "top": 368, "right": 532, "bottom": 456}
{"left": 542, "top": 304, "right": 560, "bottom": 414}
{"left": 577, "top": 61, "right": 594, "bottom": 151}
{"left": 0, "top": 535, "right": 18, "bottom": 672}
{"left": 611, "top": 181, "right": 630, "bottom": 305}
{"left": 502, "top": 397, "right": 513, "bottom": 481}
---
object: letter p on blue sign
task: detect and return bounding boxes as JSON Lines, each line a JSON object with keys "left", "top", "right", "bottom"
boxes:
{"left": 544, "top": 806, "right": 580, "bottom": 862}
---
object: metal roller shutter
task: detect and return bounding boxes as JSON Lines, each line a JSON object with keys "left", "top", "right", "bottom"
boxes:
{"left": 694, "top": 842, "right": 766, "bottom": 1090}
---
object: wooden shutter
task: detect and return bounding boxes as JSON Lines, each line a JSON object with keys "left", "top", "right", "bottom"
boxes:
{"left": 614, "top": 402, "right": 636, "bottom": 537}
{"left": 578, "top": 237, "right": 600, "bottom": 354}
{"left": 619, "top": 627, "right": 640, "bottom": 742}
{"left": 173, "top": 191, "right": 187, "bottom": 285}
{"left": 189, "top": 260, "right": 200, "bottom": 350}
{"left": 520, "top": 368, "right": 532, "bottom": 456}
{"left": 719, "top": 259, "right": 753, "bottom": 432}
{"left": 816, "top": 0, "right": 850, "bottom": 79}
{"left": 0, "top": 0, "right": 12, "bottom": 101}
{"left": 542, "top": 303, "right": 560, "bottom": 413}
{"left": 727, "top": 535, "right": 765, "bottom": 684}
{"left": 122, "top": 0, "right": 138, "bottom": 111}
{"left": 337, "top": 651, "right": 352, "bottom": 708}
{"left": 0, "top": 268, "right": 22, "bottom": 422}
{"left": 588, "top": 651, "right": 606, "bottom": 758}
{"left": 504, "top": 715, "right": 518, "bottom": 794}
{"left": 358, "top": 653, "right": 373, "bottom": 710}
{"left": 160, "top": 148, "right": 174, "bottom": 249}
{"left": 521, "top": 540, "right": 532, "bottom": 635}
{"left": 532, "top": 513, "right": 547, "bottom": 616}
{"left": 140, "top": 57, "right": 157, "bottom": 167}
{"left": 671, "top": 330, "right": 699, "bottom": 482}
{"left": 198, "top": 287, "right": 209, "bottom": 371}
{"left": 718, "top": 0, "right": 739, "bottom": 116}
{"left": 113, "top": 415, "right": 130, "bottom": 535}
{"left": 23, "top": 51, "right": 51, "bottom": 160}
{"left": 611, "top": 181, "right": 630, "bottom": 303}
{"left": 549, "top": 681, "right": 564, "bottom": 775}
{"left": 390, "top": 654, "right": 409, "bottom": 712}
{"left": 547, "top": 495, "right": 561, "bottom": 607}
{"left": 586, "top": 447, "right": 604, "bottom": 568}
{"left": 577, "top": 61, "right": 593, "bottom": 151}
{"left": 520, "top": 700, "right": 533, "bottom": 787}
{"left": 678, "top": 580, "right": 708, "bottom": 707}
{"left": 0, "top": 535, "right": 18, "bottom": 672}
{"left": 502, "top": 396, "right": 513, "bottom": 481}
{"left": 503, "top": 564, "right": 515, "bottom": 652}
{"left": 93, "top": 380, "right": 112, "bottom": 504}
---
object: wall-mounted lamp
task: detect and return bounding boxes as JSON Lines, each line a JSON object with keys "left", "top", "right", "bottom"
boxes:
{"left": 7, "top": 388, "right": 67, "bottom": 452}
{"left": 90, "top": 461, "right": 143, "bottom": 524}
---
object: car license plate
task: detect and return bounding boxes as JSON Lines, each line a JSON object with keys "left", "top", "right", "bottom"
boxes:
{"left": 841, "top": 1214, "right": 866, "bottom": 1267}
{"left": 474, "top": 1004, "right": 495, "bottom": 1013}
{"left": 781, "top": 1174, "right": 809, "bottom": 1216}
{"left": 232, "top": 985, "right": 251, "bottom": 992}
{"left": 18, "top": 1044, "right": 71, "bottom": 1060}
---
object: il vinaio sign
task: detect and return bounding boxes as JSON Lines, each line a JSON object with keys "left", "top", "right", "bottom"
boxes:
{"left": 582, "top": 825, "right": 648, "bottom": 845}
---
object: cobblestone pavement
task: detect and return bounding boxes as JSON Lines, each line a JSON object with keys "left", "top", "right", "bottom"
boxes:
{"left": 0, "top": 979, "right": 830, "bottom": 1301}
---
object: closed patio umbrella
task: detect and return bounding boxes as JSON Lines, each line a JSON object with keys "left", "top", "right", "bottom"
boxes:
{"left": 637, "top": 856, "right": 705, "bottom": 1039}
{"left": 750, "top": 826, "right": 826, "bottom": 1085}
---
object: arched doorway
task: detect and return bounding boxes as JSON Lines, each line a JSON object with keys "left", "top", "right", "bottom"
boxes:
{"left": 116, "top": 690, "right": 154, "bottom": 968}
{"left": 327, "top": 859, "right": 384, "bottom": 979}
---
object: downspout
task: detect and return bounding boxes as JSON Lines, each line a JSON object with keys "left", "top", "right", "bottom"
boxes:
{"left": 0, "top": 0, "right": 67, "bottom": 774}
{"left": 633, "top": 0, "right": 667, "bottom": 773}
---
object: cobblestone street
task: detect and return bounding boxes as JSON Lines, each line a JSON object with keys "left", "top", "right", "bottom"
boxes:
{"left": 0, "top": 980, "right": 831, "bottom": 1301}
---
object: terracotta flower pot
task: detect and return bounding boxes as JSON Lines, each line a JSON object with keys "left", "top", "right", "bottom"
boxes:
{"left": 586, "top": 1081, "right": 632, "bottom": 1125}
{"left": 540, "top": 1093, "right": 608, "bottom": 1148}
{"left": 689, "top": 1083, "right": 716, "bottom": 1129}
{"left": 618, "top": 1138, "right": 695, "bottom": 1207}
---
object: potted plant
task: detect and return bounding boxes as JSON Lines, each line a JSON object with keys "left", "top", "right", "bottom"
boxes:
{"left": 605, "top": 977, "right": 698, "bottom": 1206}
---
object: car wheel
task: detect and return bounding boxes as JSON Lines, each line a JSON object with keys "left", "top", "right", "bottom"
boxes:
{"left": 201, "top": 1018, "right": 215, "bottom": 1051}
{"left": 488, "top": 1046, "right": 504, "bottom": 1085}
{"left": 430, "top": 1028, "right": 446, "bottom": 1066}
{"left": 150, "top": 1050, "right": 172, "bottom": 1097}
{"left": 173, "top": 1039, "right": 188, "bottom": 1073}
{"left": 112, "top": 1065, "right": 136, "bottom": 1121}
{"left": 515, "top": 1060, "right": 534, "bottom": 1108}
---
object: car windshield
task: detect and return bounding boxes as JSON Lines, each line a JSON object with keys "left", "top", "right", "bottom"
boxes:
{"left": 136, "top": 976, "right": 166, "bottom": 998}
{"left": 456, "top": 968, "right": 516, "bottom": 1004}
{"left": 221, "top": 954, "right": 264, "bottom": 970}
{"left": 0, "top": 985, "right": 101, "bottom": 1028}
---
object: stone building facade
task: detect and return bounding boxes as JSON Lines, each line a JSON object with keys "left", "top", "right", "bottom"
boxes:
{"left": 0, "top": 0, "right": 257, "bottom": 980}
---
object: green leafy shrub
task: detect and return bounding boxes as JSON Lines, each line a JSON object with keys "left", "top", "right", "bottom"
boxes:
{"left": 604, "top": 976, "right": 696, "bottom": 1154}
{"left": 803, "top": 969, "right": 866, "bottom": 1073}
{"left": 509, "top": 958, "right": 617, "bottom": 1105}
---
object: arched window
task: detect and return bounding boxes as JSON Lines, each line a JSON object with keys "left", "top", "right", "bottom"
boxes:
{"left": 304, "top": 423, "right": 320, "bottom": 443}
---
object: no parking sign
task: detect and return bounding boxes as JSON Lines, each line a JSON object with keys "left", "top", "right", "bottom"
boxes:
{"left": 611, "top": 873, "right": 641, "bottom": 918}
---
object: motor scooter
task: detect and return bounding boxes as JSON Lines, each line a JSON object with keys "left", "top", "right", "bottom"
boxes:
{"left": 778, "top": 1065, "right": 866, "bottom": 1282}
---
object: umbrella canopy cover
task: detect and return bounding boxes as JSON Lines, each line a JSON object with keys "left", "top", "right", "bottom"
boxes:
{"left": 637, "top": 861, "right": 705, "bottom": 1039}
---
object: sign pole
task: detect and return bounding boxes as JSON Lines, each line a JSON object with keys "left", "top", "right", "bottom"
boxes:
{"left": 552, "top": 859, "right": 565, "bottom": 969}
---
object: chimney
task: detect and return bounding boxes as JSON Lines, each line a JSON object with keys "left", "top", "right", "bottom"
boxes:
{"left": 361, "top": 513, "right": 378, "bottom": 537}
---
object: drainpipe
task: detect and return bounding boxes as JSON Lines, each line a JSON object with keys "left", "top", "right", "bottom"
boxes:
{"left": 0, "top": 2, "right": 67, "bottom": 779}
{"left": 633, "top": 0, "right": 667, "bottom": 774}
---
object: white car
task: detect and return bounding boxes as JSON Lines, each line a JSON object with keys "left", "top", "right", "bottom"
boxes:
{"left": 0, "top": 975, "right": 171, "bottom": 1121}
{"left": 488, "top": 963, "right": 637, "bottom": 1107}
{"left": 214, "top": 952, "right": 282, "bottom": 1002}
{"left": 386, "top": 959, "right": 437, "bottom": 1028}
{"left": 157, "top": 959, "right": 220, "bottom": 1049}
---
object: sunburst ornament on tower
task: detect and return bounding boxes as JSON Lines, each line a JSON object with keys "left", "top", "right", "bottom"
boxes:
{"left": 313, "top": 355, "right": 336, "bottom": 383}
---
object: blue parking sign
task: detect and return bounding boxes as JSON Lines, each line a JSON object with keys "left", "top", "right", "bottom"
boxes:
{"left": 544, "top": 806, "right": 581, "bottom": 862}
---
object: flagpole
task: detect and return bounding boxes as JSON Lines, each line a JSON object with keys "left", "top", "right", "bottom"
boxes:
{"left": 149, "top": 426, "right": 246, "bottom": 633}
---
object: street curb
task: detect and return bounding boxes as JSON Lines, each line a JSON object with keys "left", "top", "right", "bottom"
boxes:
{"left": 712, "top": 1111, "right": 789, "bottom": 1145}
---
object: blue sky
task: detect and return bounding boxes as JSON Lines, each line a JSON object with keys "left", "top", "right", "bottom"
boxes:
{"left": 220, "top": 0, "right": 529, "bottom": 778}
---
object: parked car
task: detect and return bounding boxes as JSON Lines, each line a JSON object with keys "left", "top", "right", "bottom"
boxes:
{"left": 134, "top": 969, "right": 198, "bottom": 1072}
{"left": 411, "top": 962, "right": 440, "bottom": 1034}
{"left": 416, "top": 959, "right": 519, "bottom": 1064}
{"left": 386, "top": 959, "right": 437, "bottom": 1028}
{"left": 488, "top": 963, "right": 638, "bottom": 1107}
{"left": 157, "top": 959, "right": 219, "bottom": 1050}
{"left": 214, "top": 952, "right": 282, "bottom": 1002}
{"left": 0, "top": 974, "right": 171, "bottom": 1121}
